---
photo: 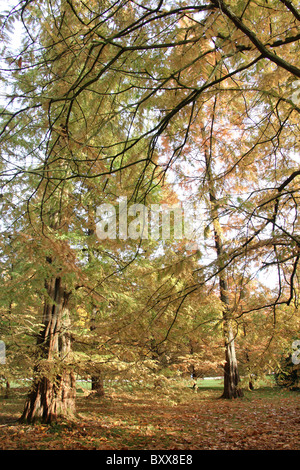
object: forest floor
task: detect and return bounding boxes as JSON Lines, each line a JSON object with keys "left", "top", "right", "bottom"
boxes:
{"left": 0, "top": 379, "right": 299, "bottom": 450}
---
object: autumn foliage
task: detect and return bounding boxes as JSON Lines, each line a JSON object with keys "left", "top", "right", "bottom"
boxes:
{"left": 0, "top": 0, "right": 299, "bottom": 446}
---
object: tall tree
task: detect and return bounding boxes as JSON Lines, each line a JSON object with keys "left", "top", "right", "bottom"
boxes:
{"left": 1, "top": 0, "right": 299, "bottom": 410}
{"left": 199, "top": 112, "right": 243, "bottom": 397}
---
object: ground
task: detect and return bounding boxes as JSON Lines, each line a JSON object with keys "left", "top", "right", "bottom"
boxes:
{"left": 0, "top": 379, "right": 299, "bottom": 450}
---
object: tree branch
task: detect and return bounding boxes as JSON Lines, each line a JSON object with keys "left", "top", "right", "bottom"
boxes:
{"left": 213, "top": 0, "right": 300, "bottom": 78}
{"left": 279, "top": 0, "right": 300, "bottom": 21}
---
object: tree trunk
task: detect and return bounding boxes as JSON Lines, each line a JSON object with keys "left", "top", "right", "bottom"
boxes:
{"left": 20, "top": 276, "right": 76, "bottom": 423}
{"left": 5, "top": 380, "right": 10, "bottom": 399}
{"left": 201, "top": 123, "right": 243, "bottom": 399}
{"left": 89, "top": 307, "right": 105, "bottom": 397}
{"left": 217, "top": 270, "right": 243, "bottom": 399}
{"left": 20, "top": 9, "right": 77, "bottom": 421}
{"left": 221, "top": 320, "right": 243, "bottom": 398}
{"left": 91, "top": 374, "right": 105, "bottom": 396}
{"left": 88, "top": 217, "right": 105, "bottom": 398}
{"left": 21, "top": 371, "right": 76, "bottom": 424}
{"left": 243, "top": 328, "right": 255, "bottom": 390}
{"left": 217, "top": 275, "right": 243, "bottom": 398}
{"left": 89, "top": 315, "right": 105, "bottom": 397}
{"left": 212, "top": 205, "right": 243, "bottom": 399}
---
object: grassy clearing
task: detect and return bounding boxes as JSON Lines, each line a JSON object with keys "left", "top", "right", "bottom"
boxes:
{"left": 0, "top": 379, "right": 299, "bottom": 450}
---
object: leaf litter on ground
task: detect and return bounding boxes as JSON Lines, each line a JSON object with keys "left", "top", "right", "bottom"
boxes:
{"left": 0, "top": 385, "right": 299, "bottom": 450}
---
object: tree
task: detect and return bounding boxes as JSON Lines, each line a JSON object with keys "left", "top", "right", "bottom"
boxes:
{"left": 1, "top": 0, "right": 299, "bottom": 412}
{"left": 201, "top": 119, "right": 243, "bottom": 398}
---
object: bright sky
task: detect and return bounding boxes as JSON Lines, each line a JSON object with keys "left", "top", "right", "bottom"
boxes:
{"left": 0, "top": 0, "right": 24, "bottom": 48}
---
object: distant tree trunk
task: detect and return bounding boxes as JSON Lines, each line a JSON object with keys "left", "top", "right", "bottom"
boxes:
{"left": 4, "top": 380, "right": 10, "bottom": 399}
{"left": 248, "top": 378, "right": 254, "bottom": 391}
{"left": 243, "top": 327, "right": 255, "bottom": 390}
{"left": 189, "top": 340, "right": 199, "bottom": 389}
{"left": 91, "top": 374, "right": 105, "bottom": 396}
{"left": 20, "top": 275, "right": 76, "bottom": 423}
{"left": 88, "top": 217, "right": 105, "bottom": 398}
{"left": 90, "top": 307, "right": 105, "bottom": 397}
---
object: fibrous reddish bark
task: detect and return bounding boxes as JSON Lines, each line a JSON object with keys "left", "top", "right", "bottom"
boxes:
{"left": 20, "top": 276, "right": 76, "bottom": 423}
